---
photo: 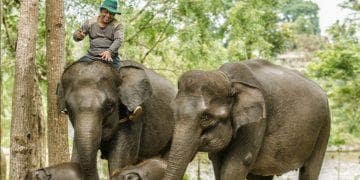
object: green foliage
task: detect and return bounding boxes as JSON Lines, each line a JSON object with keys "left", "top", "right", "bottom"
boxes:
{"left": 1, "top": 0, "right": 288, "bottom": 152}
{"left": 2, "top": 0, "right": 357, "bottom": 155}
{"left": 111, "top": 0, "right": 287, "bottom": 81}
{"left": 182, "top": 174, "right": 190, "bottom": 180}
{"left": 307, "top": 12, "right": 360, "bottom": 144}
{"left": 340, "top": 0, "right": 360, "bottom": 11}
{"left": 281, "top": 0, "right": 320, "bottom": 35}
{"left": 278, "top": 0, "right": 323, "bottom": 52}
{"left": 224, "top": 0, "right": 286, "bottom": 59}
{"left": 1, "top": 0, "right": 18, "bottom": 147}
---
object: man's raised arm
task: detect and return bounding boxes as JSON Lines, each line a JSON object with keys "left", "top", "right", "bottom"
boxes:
{"left": 73, "top": 20, "right": 90, "bottom": 41}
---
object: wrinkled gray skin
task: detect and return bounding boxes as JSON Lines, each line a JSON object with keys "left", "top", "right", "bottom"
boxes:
{"left": 164, "top": 59, "right": 331, "bottom": 180}
{"left": 111, "top": 158, "right": 167, "bottom": 180}
{"left": 25, "top": 162, "right": 83, "bottom": 180}
{"left": 57, "top": 60, "right": 176, "bottom": 180}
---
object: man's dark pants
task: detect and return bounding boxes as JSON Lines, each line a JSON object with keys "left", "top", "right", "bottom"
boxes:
{"left": 78, "top": 54, "right": 121, "bottom": 70}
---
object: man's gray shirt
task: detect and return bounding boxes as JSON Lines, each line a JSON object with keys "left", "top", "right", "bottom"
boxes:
{"left": 73, "top": 17, "right": 124, "bottom": 56}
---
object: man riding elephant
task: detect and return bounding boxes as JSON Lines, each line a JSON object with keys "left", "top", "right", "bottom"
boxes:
{"left": 73, "top": 0, "right": 122, "bottom": 69}
{"left": 72, "top": 0, "right": 142, "bottom": 120}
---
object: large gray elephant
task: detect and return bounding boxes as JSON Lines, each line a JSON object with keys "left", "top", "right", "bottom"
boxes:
{"left": 57, "top": 60, "right": 176, "bottom": 179}
{"left": 163, "top": 59, "right": 330, "bottom": 180}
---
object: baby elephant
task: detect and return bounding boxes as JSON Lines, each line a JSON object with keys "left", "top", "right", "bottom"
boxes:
{"left": 25, "top": 162, "right": 83, "bottom": 180}
{"left": 111, "top": 158, "right": 167, "bottom": 180}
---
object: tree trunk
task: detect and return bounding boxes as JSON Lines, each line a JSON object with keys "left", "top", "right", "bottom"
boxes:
{"left": 0, "top": 150, "right": 6, "bottom": 180}
{"left": 45, "top": 0, "right": 69, "bottom": 165}
{"left": 0, "top": 0, "right": 5, "bottom": 179}
{"left": 30, "top": 72, "right": 46, "bottom": 168}
{"left": 9, "top": 0, "right": 40, "bottom": 179}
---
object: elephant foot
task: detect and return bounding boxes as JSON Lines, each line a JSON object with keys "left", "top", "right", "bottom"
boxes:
{"left": 129, "top": 106, "right": 143, "bottom": 121}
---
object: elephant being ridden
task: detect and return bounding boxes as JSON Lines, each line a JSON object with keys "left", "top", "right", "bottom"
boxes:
{"left": 163, "top": 59, "right": 330, "bottom": 180}
{"left": 57, "top": 60, "right": 176, "bottom": 179}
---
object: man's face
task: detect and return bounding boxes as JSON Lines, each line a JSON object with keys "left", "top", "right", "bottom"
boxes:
{"left": 100, "top": 8, "right": 115, "bottom": 24}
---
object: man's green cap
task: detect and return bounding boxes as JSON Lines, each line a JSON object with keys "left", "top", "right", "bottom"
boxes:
{"left": 99, "top": 0, "right": 121, "bottom": 14}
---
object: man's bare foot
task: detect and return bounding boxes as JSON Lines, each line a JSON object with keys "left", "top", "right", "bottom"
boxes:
{"left": 129, "top": 106, "right": 143, "bottom": 121}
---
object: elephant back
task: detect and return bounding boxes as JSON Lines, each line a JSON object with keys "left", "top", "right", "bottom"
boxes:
{"left": 219, "top": 60, "right": 263, "bottom": 89}
{"left": 120, "top": 60, "right": 148, "bottom": 69}
{"left": 219, "top": 59, "right": 327, "bottom": 102}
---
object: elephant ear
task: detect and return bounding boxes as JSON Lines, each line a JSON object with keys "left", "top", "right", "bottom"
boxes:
{"left": 231, "top": 82, "right": 266, "bottom": 134}
{"left": 219, "top": 62, "right": 266, "bottom": 134}
{"left": 56, "top": 82, "right": 66, "bottom": 113}
{"left": 118, "top": 64, "right": 152, "bottom": 111}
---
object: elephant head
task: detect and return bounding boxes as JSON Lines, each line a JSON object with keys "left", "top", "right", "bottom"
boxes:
{"left": 25, "top": 162, "right": 83, "bottom": 180}
{"left": 111, "top": 158, "right": 167, "bottom": 180}
{"left": 57, "top": 61, "right": 152, "bottom": 179}
{"left": 164, "top": 63, "right": 266, "bottom": 180}
{"left": 25, "top": 169, "right": 51, "bottom": 180}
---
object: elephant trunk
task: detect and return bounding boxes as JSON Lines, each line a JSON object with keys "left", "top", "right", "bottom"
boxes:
{"left": 74, "top": 113, "right": 102, "bottom": 180}
{"left": 164, "top": 122, "right": 201, "bottom": 180}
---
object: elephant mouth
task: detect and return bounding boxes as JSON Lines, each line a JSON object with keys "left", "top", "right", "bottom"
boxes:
{"left": 199, "top": 120, "right": 233, "bottom": 152}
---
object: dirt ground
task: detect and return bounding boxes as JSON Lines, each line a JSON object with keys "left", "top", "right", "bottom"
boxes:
{"left": 1, "top": 149, "right": 359, "bottom": 179}
{"left": 186, "top": 151, "right": 360, "bottom": 180}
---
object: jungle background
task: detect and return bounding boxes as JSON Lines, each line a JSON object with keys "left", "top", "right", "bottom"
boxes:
{"left": 1, "top": 0, "right": 359, "bottom": 179}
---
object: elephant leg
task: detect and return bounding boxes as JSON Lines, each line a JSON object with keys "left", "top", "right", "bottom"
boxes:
{"left": 219, "top": 151, "right": 248, "bottom": 180}
{"left": 220, "top": 121, "right": 266, "bottom": 180}
{"left": 247, "top": 173, "right": 273, "bottom": 180}
{"left": 299, "top": 122, "right": 330, "bottom": 180}
{"left": 209, "top": 152, "right": 222, "bottom": 180}
{"left": 108, "top": 120, "right": 143, "bottom": 175}
{"left": 71, "top": 142, "right": 80, "bottom": 163}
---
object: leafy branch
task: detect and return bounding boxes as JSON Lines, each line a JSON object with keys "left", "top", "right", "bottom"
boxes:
{"left": 140, "top": 19, "right": 172, "bottom": 63}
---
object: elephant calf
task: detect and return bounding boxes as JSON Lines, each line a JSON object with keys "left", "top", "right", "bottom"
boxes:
{"left": 25, "top": 162, "right": 83, "bottom": 180}
{"left": 111, "top": 158, "right": 167, "bottom": 180}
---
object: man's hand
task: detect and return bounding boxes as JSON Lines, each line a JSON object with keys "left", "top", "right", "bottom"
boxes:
{"left": 100, "top": 51, "right": 113, "bottom": 62}
{"left": 76, "top": 30, "right": 86, "bottom": 40}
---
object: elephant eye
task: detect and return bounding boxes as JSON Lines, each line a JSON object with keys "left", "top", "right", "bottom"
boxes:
{"left": 200, "top": 112, "right": 216, "bottom": 128}
{"left": 201, "top": 112, "right": 210, "bottom": 121}
{"left": 63, "top": 103, "right": 71, "bottom": 115}
{"left": 60, "top": 107, "right": 69, "bottom": 115}
{"left": 103, "top": 101, "right": 115, "bottom": 113}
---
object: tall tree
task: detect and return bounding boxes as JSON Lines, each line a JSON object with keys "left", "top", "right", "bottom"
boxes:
{"left": 46, "top": 0, "right": 69, "bottom": 165}
{"left": 0, "top": 0, "right": 5, "bottom": 178}
{"left": 9, "top": 0, "right": 40, "bottom": 179}
{"left": 30, "top": 72, "right": 46, "bottom": 168}
{"left": 281, "top": 0, "right": 320, "bottom": 35}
